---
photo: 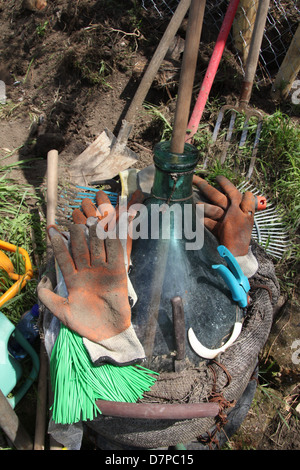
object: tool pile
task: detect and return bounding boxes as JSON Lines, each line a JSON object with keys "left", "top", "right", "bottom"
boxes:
{"left": 0, "top": 0, "right": 288, "bottom": 451}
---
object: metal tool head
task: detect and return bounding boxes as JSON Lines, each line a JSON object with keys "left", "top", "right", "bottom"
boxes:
{"left": 206, "top": 104, "right": 263, "bottom": 179}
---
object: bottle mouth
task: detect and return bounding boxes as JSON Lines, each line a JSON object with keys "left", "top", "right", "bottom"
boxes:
{"left": 153, "top": 141, "right": 199, "bottom": 173}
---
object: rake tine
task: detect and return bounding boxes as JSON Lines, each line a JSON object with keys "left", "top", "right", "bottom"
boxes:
{"left": 210, "top": 105, "right": 263, "bottom": 177}
{"left": 239, "top": 115, "right": 250, "bottom": 149}
{"left": 220, "top": 110, "right": 237, "bottom": 164}
{"left": 237, "top": 180, "right": 291, "bottom": 259}
{"left": 246, "top": 117, "right": 263, "bottom": 179}
{"left": 234, "top": 108, "right": 264, "bottom": 179}
{"left": 205, "top": 105, "right": 237, "bottom": 168}
{"left": 211, "top": 108, "right": 225, "bottom": 143}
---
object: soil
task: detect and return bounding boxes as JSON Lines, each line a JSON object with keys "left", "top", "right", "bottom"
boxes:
{"left": 0, "top": 0, "right": 299, "bottom": 451}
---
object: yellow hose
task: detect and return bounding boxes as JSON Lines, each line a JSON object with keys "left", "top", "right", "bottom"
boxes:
{"left": 0, "top": 241, "right": 33, "bottom": 308}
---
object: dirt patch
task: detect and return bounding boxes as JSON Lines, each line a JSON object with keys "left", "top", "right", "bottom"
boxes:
{"left": 0, "top": 0, "right": 299, "bottom": 451}
{"left": 0, "top": 0, "right": 164, "bottom": 183}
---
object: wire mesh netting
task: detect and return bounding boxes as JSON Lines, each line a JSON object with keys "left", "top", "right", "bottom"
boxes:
{"left": 141, "top": 0, "right": 300, "bottom": 90}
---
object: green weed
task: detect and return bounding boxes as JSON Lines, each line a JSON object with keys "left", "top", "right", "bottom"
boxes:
{"left": 143, "top": 102, "right": 173, "bottom": 141}
{"left": 36, "top": 21, "right": 49, "bottom": 38}
{"left": 257, "top": 110, "right": 300, "bottom": 233}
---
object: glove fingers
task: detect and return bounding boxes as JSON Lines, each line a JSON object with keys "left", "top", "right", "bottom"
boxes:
{"left": 47, "top": 224, "right": 67, "bottom": 240}
{"left": 215, "top": 175, "right": 242, "bottom": 204}
{"left": 97, "top": 203, "right": 116, "bottom": 232}
{"left": 72, "top": 208, "right": 87, "bottom": 225}
{"left": 240, "top": 191, "right": 256, "bottom": 215}
{"left": 81, "top": 198, "right": 100, "bottom": 219}
{"left": 96, "top": 190, "right": 112, "bottom": 208}
{"left": 89, "top": 224, "right": 106, "bottom": 267}
{"left": 125, "top": 189, "right": 145, "bottom": 225}
{"left": 72, "top": 192, "right": 114, "bottom": 226}
{"left": 105, "top": 237, "right": 125, "bottom": 271}
{"left": 50, "top": 230, "right": 76, "bottom": 279}
{"left": 38, "top": 287, "right": 69, "bottom": 321}
{"left": 69, "top": 225, "right": 91, "bottom": 270}
{"left": 37, "top": 275, "right": 54, "bottom": 294}
{"left": 197, "top": 202, "right": 224, "bottom": 220}
{"left": 128, "top": 190, "right": 145, "bottom": 208}
{"left": 193, "top": 175, "right": 228, "bottom": 209}
{"left": 96, "top": 190, "right": 116, "bottom": 230}
{"left": 203, "top": 217, "right": 219, "bottom": 232}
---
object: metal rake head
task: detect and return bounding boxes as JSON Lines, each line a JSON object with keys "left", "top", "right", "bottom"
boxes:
{"left": 238, "top": 180, "right": 291, "bottom": 259}
{"left": 205, "top": 104, "right": 263, "bottom": 179}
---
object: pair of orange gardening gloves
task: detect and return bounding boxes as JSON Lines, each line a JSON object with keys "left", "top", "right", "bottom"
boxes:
{"left": 38, "top": 175, "right": 257, "bottom": 366}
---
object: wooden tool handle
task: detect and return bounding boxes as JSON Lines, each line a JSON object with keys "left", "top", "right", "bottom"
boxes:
{"left": 171, "top": 0, "right": 206, "bottom": 154}
{"left": 124, "top": 0, "right": 192, "bottom": 125}
{"left": 34, "top": 149, "right": 59, "bottom": 451}
{"left": 240, "top": 0, "right": 270, "bottom": 105}
{"left": 46, "top": 150, "right": 58, "bottom": 239}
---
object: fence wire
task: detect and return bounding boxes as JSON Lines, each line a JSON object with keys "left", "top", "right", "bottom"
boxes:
{"left": 141, "top": 0, "right": 300, "bottom": 85}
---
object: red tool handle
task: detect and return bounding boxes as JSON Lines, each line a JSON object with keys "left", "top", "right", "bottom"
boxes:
{"left": 185, "top": 0, "right": 240, "bottom": 142}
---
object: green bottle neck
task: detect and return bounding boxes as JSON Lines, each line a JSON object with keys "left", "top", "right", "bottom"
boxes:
{"left": 151, "top": 168, "right": 194, "bottom": 202}
{"left": 150, "top": 141, "right": 199, "bottom": 204}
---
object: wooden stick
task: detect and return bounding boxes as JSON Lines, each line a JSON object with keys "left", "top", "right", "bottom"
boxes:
{"left": 272, "top": 23, "right": 300, "bottom": 100}
{"left": 240, "top": 0, "right": 270, "bottom": 105}
{"left": 34, "top": 149, "right": 59, "bottom": 450}
{"left": 233, "top": 0, "right": 259, "bottom": 65}
{"left": 122, "top": 0, "right": 192, "bottom": 126}
{"left": 171, "top": 0, "right": 206, "bottom": 154}
{"left": 46, "top": 150, "right": 58, "bottom": 234}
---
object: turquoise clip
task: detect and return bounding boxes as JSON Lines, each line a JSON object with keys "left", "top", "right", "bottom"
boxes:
{"left": 212, "top": 245, "right": 250, "bottom": 308}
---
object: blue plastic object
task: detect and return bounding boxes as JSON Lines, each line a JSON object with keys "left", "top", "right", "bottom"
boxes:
{"left": 59, "top": 187, "right": 118, "bottom": 219}
{"left": 212, "top": 245, "right": 250, "bottom": 308}
{"left": 8, "top": 304, "right": 39, "bottom": 360}
{"left": 0, "top": 312, "right": 39, "bottom": 408}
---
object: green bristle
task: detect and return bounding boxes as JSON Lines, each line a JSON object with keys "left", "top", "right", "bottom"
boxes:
{"left": 50, "top": 323, "right": 158, "bottom": 425}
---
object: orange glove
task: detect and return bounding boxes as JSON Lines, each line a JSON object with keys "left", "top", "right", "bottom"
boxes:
{"left": 72, "top": 190, "right": 116, "bottom": 230}
{"left": 193, "top": 175, "right": 255, "bottom": 257}
{"left": 38, "top": 224, "right": 145, "bottom": 366}
{"left": 72, "top": 189, "right": 145, "bottom": 266}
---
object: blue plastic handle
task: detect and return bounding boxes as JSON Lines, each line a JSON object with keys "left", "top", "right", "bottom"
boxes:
{"left": 212, "top": 245, "right": 250, "bottom": 308}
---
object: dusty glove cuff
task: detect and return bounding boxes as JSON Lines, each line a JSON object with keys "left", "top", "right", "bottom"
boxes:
{"left": 235, "top": 247, "right": 258, "bottom": 278}
{"left": 83, "top": 324, "right": 145, "bottom": 366}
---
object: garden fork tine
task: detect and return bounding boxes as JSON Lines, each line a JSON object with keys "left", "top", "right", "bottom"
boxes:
{"left": 207, "top": 0, "right": 269, "bottom": 178}
{"left": 239, "top": 108, "right": 263, "bottom": 178}
{"left": 211, "top": 104, "right": 263, "bottom": 173}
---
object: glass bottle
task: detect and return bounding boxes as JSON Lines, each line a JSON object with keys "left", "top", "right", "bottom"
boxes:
{"left": 129, "top": 141, "right": 241, "bottom": 371}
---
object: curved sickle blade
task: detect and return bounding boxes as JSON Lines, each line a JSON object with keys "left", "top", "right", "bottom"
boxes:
{"left": 188, "top": 322, "right": 243, "bottom": 359}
